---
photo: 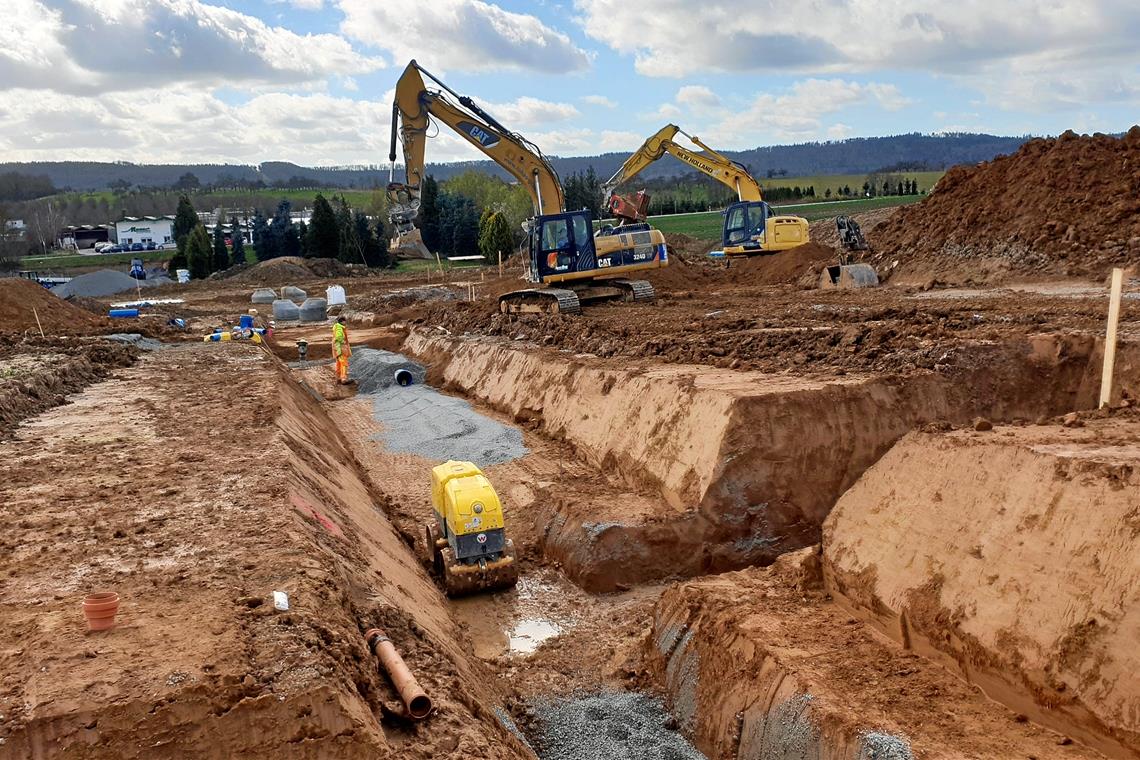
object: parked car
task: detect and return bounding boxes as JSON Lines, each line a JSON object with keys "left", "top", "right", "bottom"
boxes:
{"left": 144, "top": 241, "right": 156, "bottom": 251}
{"left": 103, "top": 245, "right": 123, "bottom": 253}
{"left": 156, "top": 242, "right": 177, "bottom": 250}
{"left": 130, "top": 243, "right": 144, "bottom": 252}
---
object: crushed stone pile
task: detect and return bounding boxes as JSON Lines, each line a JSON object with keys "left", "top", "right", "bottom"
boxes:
{"left": 53, "top": 269, "right": 162, "bottom": 299}
{"left": 527, "top": 691, "right": 706, "bottom": 760}
{"left": 348, "top": 348, "right": 427, "bottom": 393}
{"left": 871, "top": 127, "right": 1140, "bottom": 281}
{"left": 0, "top": 279, "right": 110, "bottom": 334}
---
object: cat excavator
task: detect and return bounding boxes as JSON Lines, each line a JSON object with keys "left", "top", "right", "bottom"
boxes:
{"left": 602, "top": 124, "right": 810, "bottom": 257}
{"left": 387, "top": 60, "right": 668, "bottom": 314}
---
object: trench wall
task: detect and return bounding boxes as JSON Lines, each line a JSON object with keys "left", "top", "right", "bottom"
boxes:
{"left": 823, "top": 426, "right": 1140, "bottom": 759}
{"left": 405, "top": 330, "right": 1134, "bottom": 587}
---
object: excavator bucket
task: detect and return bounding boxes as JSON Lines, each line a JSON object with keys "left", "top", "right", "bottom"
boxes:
{"left": 820, "top": 263, "right": 879, "bottom": 289}
{"left": 389, "top": 227, "right": 433, "bottom": 260}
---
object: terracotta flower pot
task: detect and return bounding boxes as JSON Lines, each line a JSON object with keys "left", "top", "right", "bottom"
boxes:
{"left": 83, "top": 592, "right": 120, "bottom": 631}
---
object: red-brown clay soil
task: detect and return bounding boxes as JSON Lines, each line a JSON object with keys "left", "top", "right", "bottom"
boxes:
{"left": 870, "top": 127, "right": 1140, "bottom": 285}
{"left": 823, "top": 412, "right": 1140, "bottom": 758}
{"left": 651, "top": 549, "right": 1111, "bottom": 759}
{"left": 0, "top": 336, "right": 138, "bottom": 437}
{"left": 0, "top": 280, "right": 112, "bottom": 335}
{"left": 0, "top": 343, "right": 532, "bottom": 759}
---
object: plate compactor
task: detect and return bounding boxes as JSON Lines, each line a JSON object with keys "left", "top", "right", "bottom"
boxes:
{"left": 425, "top": 461, "right": 519, "bottom": 597}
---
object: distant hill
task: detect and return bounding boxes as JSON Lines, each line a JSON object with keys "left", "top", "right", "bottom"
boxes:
{"left": 2, "top": 132, "right": 1031, "bottom": 192}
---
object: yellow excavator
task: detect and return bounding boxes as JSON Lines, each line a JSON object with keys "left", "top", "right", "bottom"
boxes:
{"left": 387, "top": 60, "right": 668, "bottom": 314}
{"left": 603, "top": 124, "right": 810, "bottom": 257}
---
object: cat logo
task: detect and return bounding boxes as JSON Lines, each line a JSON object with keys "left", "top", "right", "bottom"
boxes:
{"left": 458, "top": 121, "right": 499, "bottom": 149}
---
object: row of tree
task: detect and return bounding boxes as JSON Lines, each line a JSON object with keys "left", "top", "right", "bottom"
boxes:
{"left": 163, "top": 193, "right": 392, "bottom": 280}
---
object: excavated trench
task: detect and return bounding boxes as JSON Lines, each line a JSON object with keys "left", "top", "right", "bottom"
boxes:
{"left": 310, "top": 324, "right": 1138, "bottom": 760}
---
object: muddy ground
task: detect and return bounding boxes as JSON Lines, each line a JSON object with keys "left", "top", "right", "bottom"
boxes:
{"left": 1, "top": 226, "right": 1137, "bottom": 759}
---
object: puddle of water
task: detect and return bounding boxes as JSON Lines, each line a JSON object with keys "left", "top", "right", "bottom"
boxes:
{"left": 450, "top": 570, "right": 582, "bottom": 660}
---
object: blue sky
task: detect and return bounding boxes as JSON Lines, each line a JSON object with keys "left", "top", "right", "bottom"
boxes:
{"left": 1, "top": 0, "right": 1137, "bottom": 165}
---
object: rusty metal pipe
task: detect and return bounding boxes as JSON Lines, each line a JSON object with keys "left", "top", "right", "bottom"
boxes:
{"left": 364, "top": 628, "right": 432, "bottom": 719}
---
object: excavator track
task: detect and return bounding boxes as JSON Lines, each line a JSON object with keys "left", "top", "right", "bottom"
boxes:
{"left": 498, "top": 288, "right": 581, "bottom": 315}
{"left": 612, "top": 279, "right": 656, "bottom": 303}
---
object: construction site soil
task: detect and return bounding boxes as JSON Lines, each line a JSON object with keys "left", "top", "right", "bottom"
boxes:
{"left": 3, "top": 213, "right": 1139, "bottom": 759}
{"left": 870, "top": 127, "right": 1140, "bottom": 284}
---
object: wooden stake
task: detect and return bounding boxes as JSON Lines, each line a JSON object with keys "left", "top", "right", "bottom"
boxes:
{"left": 498, "top": 249, "right": 503, "bottom": 278}
{"left": 32, "top": 307, "right": 45, "bottom": 338}
{"left": 1099, "top": 267, "right": 1124, "bottom": 408}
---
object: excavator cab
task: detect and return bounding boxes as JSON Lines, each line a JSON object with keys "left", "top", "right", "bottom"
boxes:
{"left": 722, "top": 200, "right": 809, "bottom": 256}
{"left": 531, "top": 212, "right": 597, "bottom": 279}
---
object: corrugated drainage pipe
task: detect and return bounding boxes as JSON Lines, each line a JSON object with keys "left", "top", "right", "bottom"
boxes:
{"left": 364, "top": 628, "right": 432, "bottom": 719}
{"left": 394, "top": 369, "right": 414, "bottom": 387}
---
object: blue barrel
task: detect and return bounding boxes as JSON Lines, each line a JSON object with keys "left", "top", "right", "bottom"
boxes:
{"left": 108, "top": 308, "right": 139, "bottom": 318}
{"left": 239, "top": 314, "right": 254, "bottom": 329}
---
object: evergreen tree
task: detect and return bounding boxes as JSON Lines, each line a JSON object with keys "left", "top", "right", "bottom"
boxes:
{"left": 451, "top": 198, "right": 479, "bottom": 255}
{"left": 230, "top": 215, "right": 245, "bottom": 264}
{"left": 260, "top": 199, "right": 291, "bottom": 260}
{"left": 211, "top": 221, "right": 229, "bottom": 272}
{"left": 897, "top": 181, "right": 904, "bottom": 196}
{"left": 283, "top": 224, "right": 301, "bottom": 258}
{"left": 307, "top": 193, "right": 339, "bottom": 258}
{"left": 167, "top": 247, "right": 188, "bottom": 273}
{"left": 334, "top": 196, "right": 360, "bottom": 263}
{"left": 478, "top": 211, "right": 514, "bottom": 264}
{"left": 419, "top": 176, "right": 442, "bottom": 252}
{"left": 251, "top": 210, "right": 271, "bottom": 261}
{"left": 297, "top": 221, "right": 310, "bottom": 257}
{"left": 583, "top": 166, "right": 602, "bottom": 216}
{"left": 173, "top": 195, "right": 198, "bottom": 255}
{"left": 354, "top": 212, "right": 389, "bottom": 267}
{"left": 186, "top": 224, "right": 212, "bottom": 280}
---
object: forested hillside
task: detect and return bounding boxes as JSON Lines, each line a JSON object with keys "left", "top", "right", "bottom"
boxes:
{"left": 1, "top": 132, "right": 1030, "bottom": 192}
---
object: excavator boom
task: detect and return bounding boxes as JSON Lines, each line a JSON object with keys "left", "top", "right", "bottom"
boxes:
{"left": 388, "top": 60, "right": 563, "bottom": 231}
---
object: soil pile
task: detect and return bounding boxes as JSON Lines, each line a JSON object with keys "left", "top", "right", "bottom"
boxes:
{"left": 807, "top": 207, "right": 897, "bottom": 248}
{"left": 224, "top": 256, "right": 351, "bottom": 285}
{"left": 0, "top": 279, "right": 110, "bottom": 334}
{"left": 871, "top": 127, "right": 1140, "bottom": 282}
{"left": 728, "top": 241, "right": 836, "bottom": 286}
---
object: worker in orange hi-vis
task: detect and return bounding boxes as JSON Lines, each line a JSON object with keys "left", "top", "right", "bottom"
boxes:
{"left": 332, "top": 315, "right": 352, "bottom": 384}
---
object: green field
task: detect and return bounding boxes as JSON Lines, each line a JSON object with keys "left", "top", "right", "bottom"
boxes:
{"left": 757, "top": 170, "right": 944, "bottom": 197}
{"left": 647, "top": 195, "right": 923, "bottom": 241}
{"left": 20, "top": 248, "right": 258, "bottom": 270}
{"left": 61, "top": 188, "right": 377, "bottom": 207}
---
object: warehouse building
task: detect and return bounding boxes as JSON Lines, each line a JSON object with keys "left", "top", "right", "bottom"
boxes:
{"left": 114, "top": 216, "right": 175, "bottom": 246}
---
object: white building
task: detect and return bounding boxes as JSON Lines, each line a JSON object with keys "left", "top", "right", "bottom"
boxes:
{"left": 114, "top": 216, "right": 175, "bottom": 246}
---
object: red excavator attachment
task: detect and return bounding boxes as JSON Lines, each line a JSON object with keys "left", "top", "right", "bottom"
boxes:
{"left": 608, "top": 190, "right": 650, "bottom": 225}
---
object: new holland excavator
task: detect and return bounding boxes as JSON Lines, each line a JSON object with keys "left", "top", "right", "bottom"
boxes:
{"left": 602, "top": 124, "right": 810, "bottom": 257}
{"left": 387, "top": 60, "right": 668, "bottom": 314}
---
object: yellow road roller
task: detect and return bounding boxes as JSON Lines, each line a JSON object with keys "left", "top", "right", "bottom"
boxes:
{"left": 426, "top": 461, "right": 519, "bottom": 596}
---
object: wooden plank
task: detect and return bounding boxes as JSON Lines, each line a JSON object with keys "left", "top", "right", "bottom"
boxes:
{"left": 1099, "top": 267, "right": 1125, "bottom": 408}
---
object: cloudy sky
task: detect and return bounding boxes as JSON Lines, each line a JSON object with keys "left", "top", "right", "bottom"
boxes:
{"left": 1, "top": 0, "right": 1137, "bottom": 165}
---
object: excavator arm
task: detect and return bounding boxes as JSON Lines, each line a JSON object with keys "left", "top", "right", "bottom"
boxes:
{"left": 388, "top": 60, "right": 564, "bottom": 234}
{"left": 602, "top": 124, "right": 763, "bottom": 208}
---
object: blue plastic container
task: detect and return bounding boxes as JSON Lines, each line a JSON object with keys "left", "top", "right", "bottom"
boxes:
{"left": 239, "top": 314, "right": 254, "bottom": 329}
{"left": 108, "top": 308, "right": 139, "bottom": 318}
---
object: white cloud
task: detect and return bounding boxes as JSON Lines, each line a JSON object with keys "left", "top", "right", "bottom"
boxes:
{"left": 0, "top": 0, "right": 381, "bottom": 94}
{"left": 675, "top": 85, "right": 720, "bottom": 109}
{"left": 573, "top": 0, "right": 1140, "bottom": 112}
{"left": 485, "top": 96, "right": 580, "bottom": 127}
{"left": 582, "top": 94, "right": 617, "bottom": 108}
{"left": 704, "top": 79, "right": 911, "bottom": 146}
{"left": 827, "top": 123, "right": 853, "bottom": 140}
{"left": 339, "top": 0, "right": 591, "bottom": 73}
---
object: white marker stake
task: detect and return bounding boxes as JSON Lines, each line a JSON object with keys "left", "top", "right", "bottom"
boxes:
{"left": 1100, "top": 267, "right": 1124, "bottom": 408}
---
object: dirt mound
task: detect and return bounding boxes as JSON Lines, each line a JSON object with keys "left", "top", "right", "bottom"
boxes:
{"left": 225, "top": 256, "right": 351, "bottom": 285}
{"left": 0, "top": 279, "right": 111, "bottom": 335}
{"left": 53, "top": 269, "right": 162, "bottom": 299}
{"left": 871, "top": 127, "right": 1140, "bottom": 283}
{"left": 728, "top": 241, "right": 837, "bottom": 286}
